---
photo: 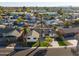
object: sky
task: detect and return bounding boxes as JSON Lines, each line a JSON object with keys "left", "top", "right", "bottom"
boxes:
{"left": 0, "top": 2, "right": 79, "bottom": 7}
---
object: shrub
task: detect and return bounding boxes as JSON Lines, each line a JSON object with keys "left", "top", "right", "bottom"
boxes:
{"left": 40, "top": 41, "right": 49, "bottom": 47}
{"left": 64, "top": 21, "right": 72, "bottom": 27}
{"left": 45, "top": 36, "right": 52, "bottom": 42}
{"left": 58, "top": 41, "right": 66, "bottom": 46}
{"left": 32, "top": 41, "right": 39, "bottom": 47}
{"left": 32, "top": 41, "right": 49, "bottom": 47}
{"left": 58, "top": 41, "right": 72, "bottom": 46}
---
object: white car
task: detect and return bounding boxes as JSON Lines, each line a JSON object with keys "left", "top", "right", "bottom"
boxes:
{"left": 46, "top": 20, "right": 58, "bottom": 25}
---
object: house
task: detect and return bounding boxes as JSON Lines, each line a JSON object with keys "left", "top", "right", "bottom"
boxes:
{"left": 0, "top": 28, "right": 23, "bottom": 46}
{"left": 25, "top": 13, "right": 31, "bottom": 20}
{"left": 0, "top": 25, "right": 6, "bottom": 28}
{"left": 0, "top": 19, "right": 14, "bottom": 28}
{"left": 26, "top": 30, "right": 39, "bottom": 42}
{"left": 9, "top": 19, "right": 17, "bottom": 22}
{"left": 12, "top": 15, "right": 19, "bottom": 19}
{"left": 11, "top": 12, "right": 27, "bottom": 15}
{"left": 39, "top": 12, "right": 58, "bottom": 16}
{"left": 0, "top": 28, "right": 23, "bottom": 42}
{"left": 42, "top": 29, "right": 56, "bottom": 38}
{"left": 58, "top": 27, "right": 79, "bottom": 34}
{"left": 44, "top": 19, "right": 59, "bottom": 25}
{"left": 32, "top": 21, "right": 57, "bottom": 38}
{"left": 58, "top": 27, "right": 79, "bottom": 39}
{"left": 68, "top": 13, "right": 79, "bottom": 19}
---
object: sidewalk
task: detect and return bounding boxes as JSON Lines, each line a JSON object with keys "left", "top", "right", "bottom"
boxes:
{"left": 50, "top": 41, "right": 59, "bottom": 47}
{"left": 67, "top": 40, "right": 78, "bottom": 46}
{"left": 50, "top": 39, "right": 78, "bottom": 48}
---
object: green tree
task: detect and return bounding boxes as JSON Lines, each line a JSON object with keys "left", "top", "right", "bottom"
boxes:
{"left": 0, "top": 16, "right": 2, "bottom": 19}
{"left": 64, "top": 21, "right": 72, "bottom": 27}
{"left": 45, "top": 36, "right": 52, "bottom": 42}
{"left": 40, "top": 41, "right": 49, "bottom": 47}
{"left": 74, "top": 19, "right": 79, "bottom": 24}
{"left": 17, "top": 17, "right": 23, "bottom": 23}
{"left": 18, "top": 8, "right": 22, "bottom": 12}
{"left": 22, "top": 14, "right": 26, "bottom": 20}
{"left": 57, "top": 8, "right": 64, "bottom": 15}
{"left": 0, "top": 6, "right": 3, "bottom": 15}
{"left": 26, "top": 7, "right": 31, "bottom": 13}
{"left": 56, "top": 30, "right": 64, "bottom": 40}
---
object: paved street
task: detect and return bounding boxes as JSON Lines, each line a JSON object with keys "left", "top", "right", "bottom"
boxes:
{"left": 46, "top": 48, "right": 73, "bottom": 56}
{"left": 0, "top": 48, "right": 14, "bottom": 56}
{"left": 28, "top": 47, "right": 74, "bottom": 56}
{"left": 0, "top": 47, "right": 75, "bottom": 56}
{"left": 0, "top": 47, "right": 38, "bottom": 56}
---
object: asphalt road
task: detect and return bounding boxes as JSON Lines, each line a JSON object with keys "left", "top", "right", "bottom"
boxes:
{"left": 0, "top": 47, "right": 75, "bottom": 56}
{"left": 29, "top": 47, "right": 74, "bottom": 56}
{"left": 0, "top": 48, "right": 14, "bottom": 56}
{"left": 0, "top": 47, "right": 37, "bottom": 56}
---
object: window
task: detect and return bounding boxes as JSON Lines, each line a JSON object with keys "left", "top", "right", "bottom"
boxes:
{"left": 33, "top": 38, "right": 36, "bottom": 40}
{"left": 0, "top": 34, "right": 3, "bottom": 38}
{"left": 27, "top": 38, "right": 30, "bottom": 39}
{"left": 48, "top": 30, "right": 51, "bottom": 33}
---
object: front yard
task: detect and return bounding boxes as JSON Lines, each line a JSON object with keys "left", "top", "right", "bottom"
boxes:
{"left": 57, "top": 41, "right": 72, "bottom": 46}
{"left": 53, "top": 37, "right": 73, "bottom": 46}
{"left": 17, "top": 36, "right": 74, "bottom": 47}
{"left": 58, "top": 41, "right": 66, "bottom": 46}
{"left": 33, "top": 36, "right": 53, "bottom": 47}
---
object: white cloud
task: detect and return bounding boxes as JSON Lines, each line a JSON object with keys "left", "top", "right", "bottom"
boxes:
{"left": 0, "top": 2, "right": 79, "bottom": 7}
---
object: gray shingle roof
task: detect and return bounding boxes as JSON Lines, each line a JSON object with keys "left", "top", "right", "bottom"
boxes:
{"left": 58, "top": 27, "right": 79, "bottom": 34}
{"left": 0, "top": 28, "right": 23, "bottom": 38}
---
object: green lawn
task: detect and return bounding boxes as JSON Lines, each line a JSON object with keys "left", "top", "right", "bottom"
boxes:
{"left": 32, "top": 36, "right": 52, "bottom": 47}
{"left": 58, "top": 41, "right": 67, "bottom": 46}
{"left": 27, "top": 42, "right": 36, "bottom": 47}
{"left": 40, "top": 41, "right": 49, "bottom": 47}
{"left": 58, "top": 41, "right": 72, "bottom": 46}
{"left": 32, "top": 36, "right": 53, "bottom": 47}
{"left": 32, "top": 41, "right": 39, "bottom": 47}
{"left": 32, "top": 41, "right": 49, "bottom": 47}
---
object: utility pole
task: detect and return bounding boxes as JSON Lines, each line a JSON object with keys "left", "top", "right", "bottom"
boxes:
{"left": 71, "top": 34, "right": 79, "bottom": 56}
{"left": 75, "top": 34, "right": 79, "bottom": 55}
{"left": 39, "top": 14, "right": 43, "bottom": 46}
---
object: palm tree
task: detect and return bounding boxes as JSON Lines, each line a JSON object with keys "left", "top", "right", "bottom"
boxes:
{"left": 22, "top": 23, "right": 30, "bottom": 46}
{"left": 22, "top": 26, "right": 27, "bottom": 46}
{"left": 71, "top": 34, "right": 79, "bottom": 56}
{"left": 74, "top": 34, "right": 79, "bottom": 55}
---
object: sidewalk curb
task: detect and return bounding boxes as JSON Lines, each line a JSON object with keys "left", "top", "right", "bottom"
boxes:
{"left": 1, "top": 46, "right": 76, "bottom": 49}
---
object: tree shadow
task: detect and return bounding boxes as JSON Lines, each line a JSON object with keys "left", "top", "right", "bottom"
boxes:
{"left": 25, "top": 46, "right": 39, "bottom": 56}
{"left": 33, "top": 49, "right": 47, "bottom": 56}
{"left": 6, "top": 42, "right": 31, "bottom": 56}
{"left": 71, "top": 48, "right": 77, "bottom": 56}
{"left": 0, "top": 41, "right": 13, "bottom": 48}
